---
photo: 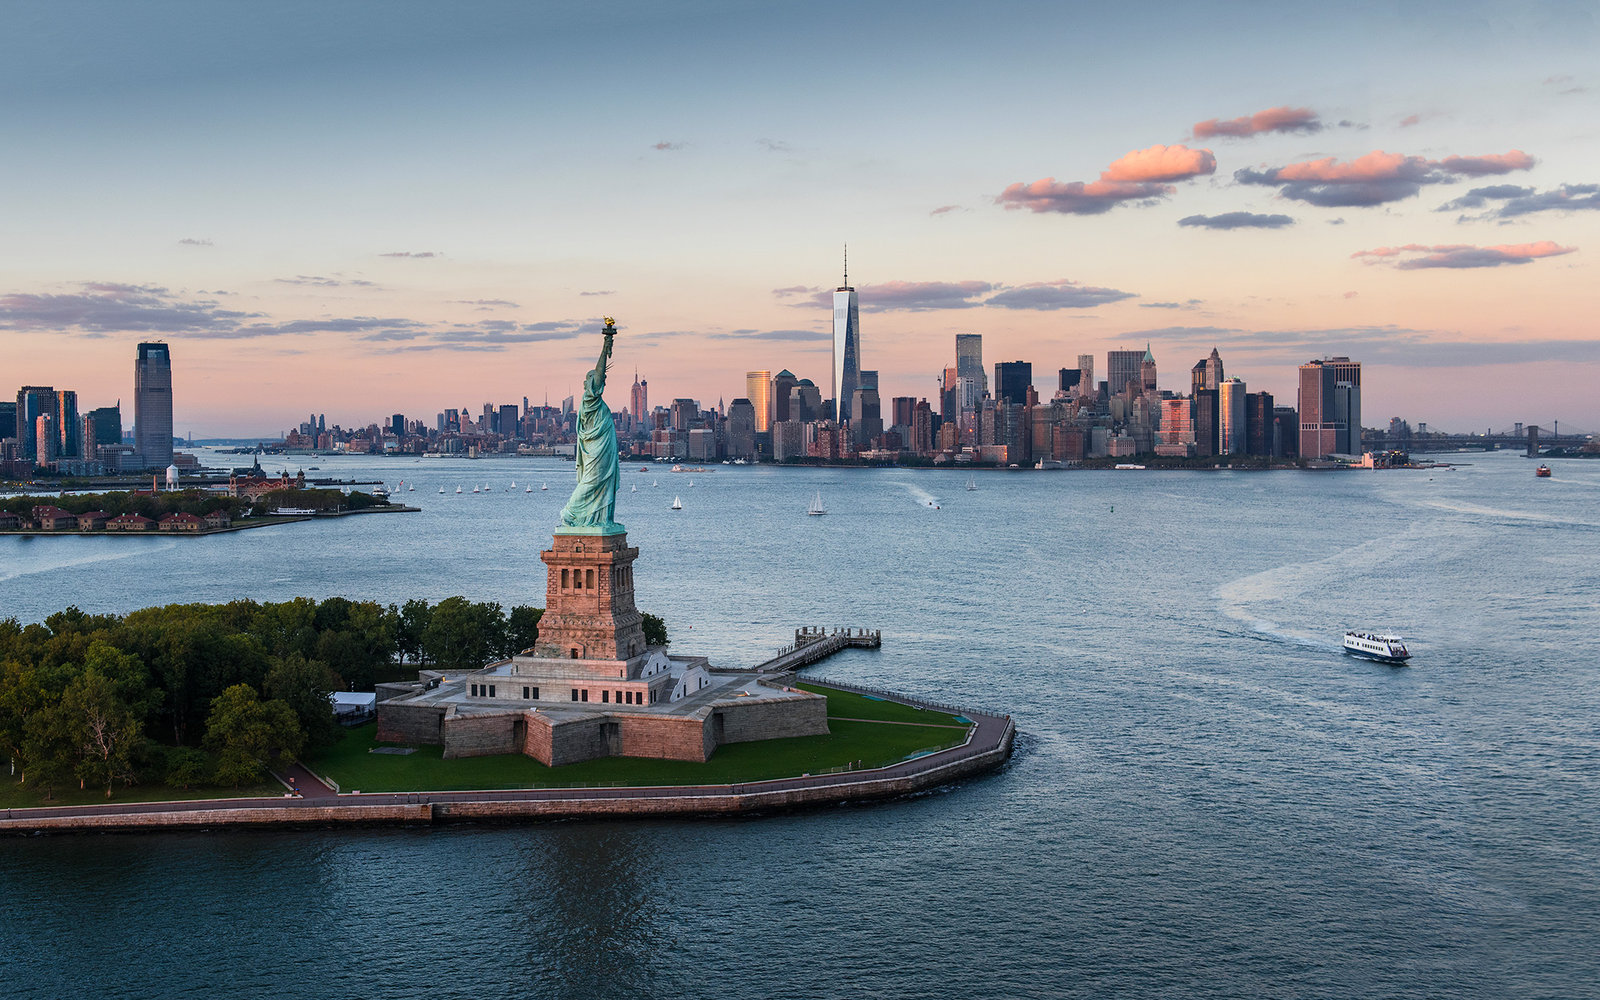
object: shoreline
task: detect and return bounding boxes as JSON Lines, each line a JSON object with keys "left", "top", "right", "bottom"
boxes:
{"left": 0, "top": 505, "right": 420, "bottom": 538}
{"left": 0, "top": 680, "right": 1014, "bottom": 835}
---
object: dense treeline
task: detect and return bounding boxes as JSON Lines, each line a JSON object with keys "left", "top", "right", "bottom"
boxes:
{"left": 0, "top": 487, "right": 392, "bottom": 522}
{"left": 0, "top": 597, "right": 669, "bottom": 799}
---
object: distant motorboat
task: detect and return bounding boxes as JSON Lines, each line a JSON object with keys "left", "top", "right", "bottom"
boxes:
{"left": 1536, "top": 464, "right": 1552, "bottom": 477}
{"left": 807, "top": 490, "right": 826, "bottom": 516}
{"left": 671, "top": 496, "right": 683, "bottom": 510}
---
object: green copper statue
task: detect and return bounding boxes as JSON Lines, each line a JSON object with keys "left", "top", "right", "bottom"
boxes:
{"left": 559, "top": 318, "right": 623, "bottom": 534}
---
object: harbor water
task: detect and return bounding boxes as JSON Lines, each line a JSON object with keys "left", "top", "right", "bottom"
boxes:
{"left": 2, "top": 450, "right": 1597, "bottom": 999}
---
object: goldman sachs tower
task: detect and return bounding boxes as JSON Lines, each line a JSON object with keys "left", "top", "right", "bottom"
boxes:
{"left": 832, "top": 244, "right": 861, "bottom": 424}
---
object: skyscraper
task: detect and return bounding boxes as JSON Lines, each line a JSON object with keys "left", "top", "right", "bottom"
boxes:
{"left": 133, "top": 342, "right": 173, "bottom": 470}
{"left": 771, "top": 369, "right": 798, "bottom": 423}
{"left": 745, "top": 371, "right": 773, "bottom": 433}
{"left": 832, "top": 247, "right": 860, "bottom": 423}
{"left": 1077, "top": 354, "right": 1094, "bottom": 394}
{"left": 994, "top": 361, "right": 1033, "bottom": 405}
{"left": 956, "top": 334, "right": 987, "bottom": 401}
{"left": 1219, "top": 377, "right": 1247, "bottom": 455}
{"left": 630, "top": 372, "right": 648, "bottom": 423}
{"left": 15, "top": 386, "right": 55, "bottom": 462}
{"left": 55, "top": 389, "right": 80, "bottom": 459}
{"left": 1297, "top": 357, "right": 1361, "bottom": 458}
{"left": 1140, "top": 344, "right": 1157, "bottom": 392}
{"left": 1107, "top": 349, "right": 1143, "bottom": 398}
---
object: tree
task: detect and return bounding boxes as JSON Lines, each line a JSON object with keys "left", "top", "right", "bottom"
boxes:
{"left": 202, "top": 684, "right": 305, "bottom": 787}
{"left": 64, "top": 668, "right": 142, "bottom": 798}
{"left": 506, "top": 606, "right": 542, "bottom": 655}
{"left": 642, "top": 613, "right": 670, "bottom": 648}
{"left": 165, "top": 746, "right": 211, "bottom": 789}
{"left": 264, "top": 653, "right": 342, "bottom": 750}
{"left": 422, "top": 597, "right": 493, "bottom": 672}
{"left": 393, "top": 598, "right": 432, "bottom": 664}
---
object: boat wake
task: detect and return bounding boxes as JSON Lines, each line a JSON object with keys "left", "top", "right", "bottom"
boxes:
{"left": 0, "top": 539, "right": 181, "bottom": 584}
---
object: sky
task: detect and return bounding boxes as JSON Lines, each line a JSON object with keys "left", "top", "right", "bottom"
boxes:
{"left": 2, "top": 0, "right": 1597, "bottom": 437}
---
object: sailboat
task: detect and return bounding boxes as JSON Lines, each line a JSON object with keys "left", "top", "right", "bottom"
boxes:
{"left": 671, "top": 496, "right": 683, "bottom": 510}
{"left": 688, "top": 479, "right": 695, "bottom": 487}
{"left": 455, "top": 485, "right": 463, "bottom": 493}
{"left": 540, "top": 482, "right": 548, "bottom": 491}
{"left": 472, "top": 485, "right": 480, "bottom": 493}
{"left": 525, "top": 485, "right": 533, "bottom": 493}
{"left": 510, "top": 480, "right": 516, "bottom": 488}
{"left": 807, "top": 490, "right": 826, "bottom": 516}
{"left": 652, "top": 479, "right": 659, "bottom": 487}
{"left": 966, "top": 475, "right": 977, "bottom": 491}
{"left": 630, "top": 484, "right": 638, "bottom": 493}
{"left": 439, "top": 486, "right": 446, "bottom": 494}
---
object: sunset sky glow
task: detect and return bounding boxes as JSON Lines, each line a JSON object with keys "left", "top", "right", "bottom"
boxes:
{"left": 3, "top": 0, "right": 1597, "bottom": 435}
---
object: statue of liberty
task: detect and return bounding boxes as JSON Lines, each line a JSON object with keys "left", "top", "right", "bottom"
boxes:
{"left": 559, "top": 318, "right": 623, "bottom": 533}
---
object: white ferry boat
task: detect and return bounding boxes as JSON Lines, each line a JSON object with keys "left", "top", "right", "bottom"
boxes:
{"left": 1343, "top": 631, "right": 1411, "bottom": 664}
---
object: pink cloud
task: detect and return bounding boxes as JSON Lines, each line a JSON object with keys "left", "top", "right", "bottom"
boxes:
{"left": 1236, "top": 149, "right": 1537, "bottom": 206}
{"left": 1352, "top": 240, "right": 1575, "bottom": 269}
{"left": 1193, "top": 106, "right": 1321, "bottom": 139}
{"left": 1102, "top": 144, "right": 1217, "bottom": 182}
{"left": 999, "top": 144, "right": 1213, "bottom": 215}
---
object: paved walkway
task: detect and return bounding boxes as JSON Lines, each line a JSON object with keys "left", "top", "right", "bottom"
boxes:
{"left": 1, "top": 680, "right": 1013, "bottom": 827}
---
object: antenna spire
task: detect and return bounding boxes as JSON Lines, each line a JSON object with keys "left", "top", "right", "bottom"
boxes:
{"left": 843, "top": 242, "right": 848, "bottom": 287}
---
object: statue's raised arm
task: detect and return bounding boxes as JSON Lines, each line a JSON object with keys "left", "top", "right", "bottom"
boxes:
{"left": 558, "top": 319, "right": 624, "bottom": 534}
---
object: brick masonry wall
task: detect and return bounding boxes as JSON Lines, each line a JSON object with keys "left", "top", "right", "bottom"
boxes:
{"left": 616, "top": 713, "right": 714, "bottom": 762}
{"left": 441, "top": 711, "right": 522, "bottom": 759}
{"left": 543, "top": 714, "right": 616, "bottom": 766}
{"left": 376, "top": 701, "right": 445, "bottom": 744}
{"left": 714, "top": 694, "right": 829, "bottom": 745}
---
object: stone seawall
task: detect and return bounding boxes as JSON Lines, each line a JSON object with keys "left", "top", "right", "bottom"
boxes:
{"left": 2, "top": 720, "right": 1013, "bottom": 834}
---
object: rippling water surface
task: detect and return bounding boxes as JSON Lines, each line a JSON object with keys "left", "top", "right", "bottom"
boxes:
{"left": 3, "top": 451, "right": 1597, "bottom": 999}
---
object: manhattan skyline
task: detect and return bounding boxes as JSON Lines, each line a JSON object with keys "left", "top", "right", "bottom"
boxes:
{"left": 2, "top": 1, "right": 1597, "bottom": 435}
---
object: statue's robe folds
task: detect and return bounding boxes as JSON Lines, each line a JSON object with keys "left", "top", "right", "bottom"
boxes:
{"left": 559, "top": 372, "right": 622, "bottom": 532}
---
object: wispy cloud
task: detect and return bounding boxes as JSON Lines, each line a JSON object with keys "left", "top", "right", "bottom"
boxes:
{"left": 177, "top": 238, "right": 213, "bottom": 247}
{"left": 1352, "top": 240, "right": 1576, "bottom": 269}
{"left": 1437, "top": 183, "right": 1600, "bottom": 220}
{"left": 786, "top": 278, "right": 1136, "bottom": 311}
{"left": 985, "top": 280, "right": 1137, "bottom": 310}
{"left": 1178, "top": 212, "right": 1295, "bottom": 230}
{"left": 1235, "top": 149, "right": 1536, "bottom": 206}
{"left": 378, "top": 251, "right": 442, "bottom": 258}
{"left": 0, "top": 282, "right": 258, "bottom": 334}
{"left": 1140, "top": 299, "right": 1202, "bottom": 309}
{"left": 451, "top": 298, "right": 519, "bottom": 308}
{"left": 275, "top": 275, "right": 377, "bottom": 287}
{"left": 652, "top": 141, "right": 684, "bottom": 152}
{"left": 1192, "top": 106, "right": 1321, "bottom": 139}
{"left": 930, "top": 204, "right": 965, "bottom": 216}
{"left": 579, "top": 289, "right": 616, "bottom": 297}
{"left": 757, "top": 138, "right": 791, "bottom": 153}
{"left": 998, "top": 144, "right": 1215, "bottom": 215}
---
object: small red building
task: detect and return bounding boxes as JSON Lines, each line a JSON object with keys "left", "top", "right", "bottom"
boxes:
{"left": 106, "top": 513, "right": 156, "bottom": 532}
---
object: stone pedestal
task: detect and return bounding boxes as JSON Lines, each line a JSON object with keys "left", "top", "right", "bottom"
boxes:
{"left": 534, "top": 531, "right": 647, "bottom": 661}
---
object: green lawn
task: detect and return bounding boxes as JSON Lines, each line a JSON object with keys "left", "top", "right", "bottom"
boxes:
{"left": 307, "top": 714, "right": 968, "bottom": 793}
{"left": 796, "top": 683, "right": 966, "bottom": 726}
{"left": 1, "top": 776, "right": 283, "bottom": 810}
